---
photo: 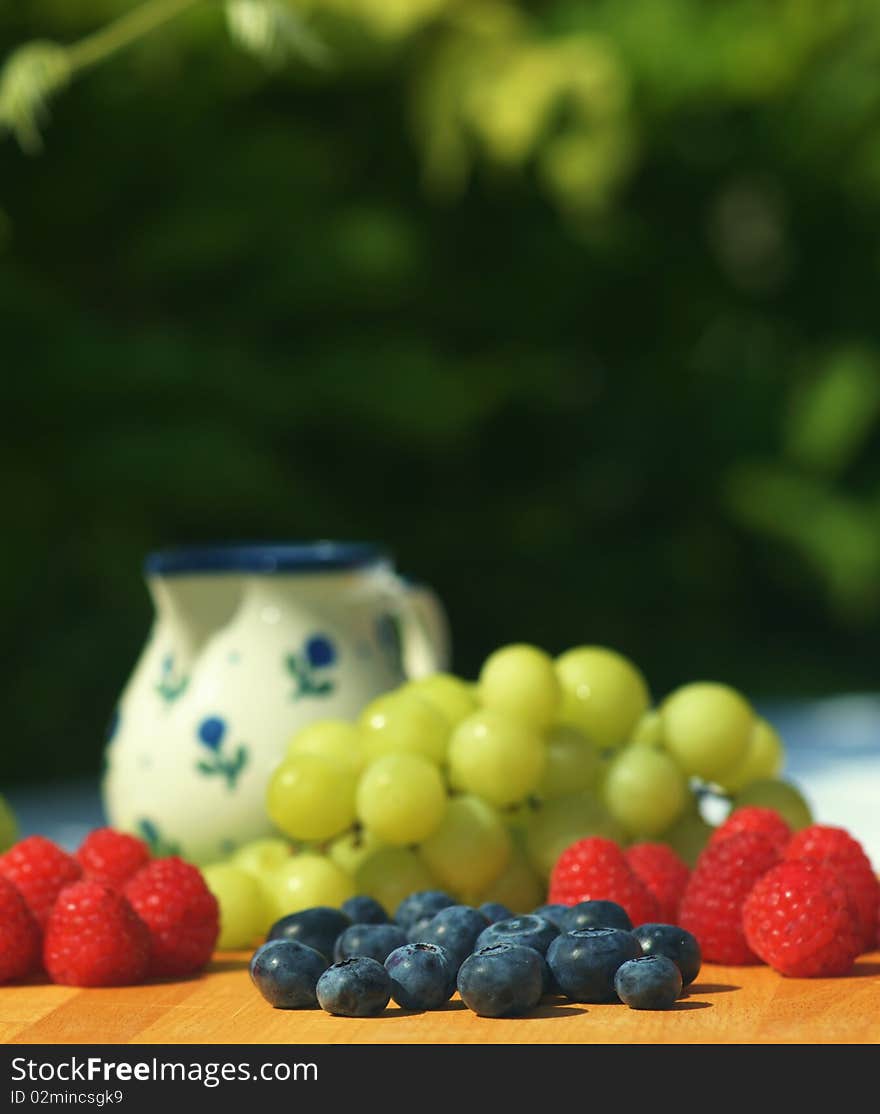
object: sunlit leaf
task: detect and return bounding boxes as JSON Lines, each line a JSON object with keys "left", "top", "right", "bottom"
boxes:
{"left": 784, "top": 349, "right": 880, "bottom": 476}
{"left": 225, "top": 0, "right": 328, "bottom": 68}
{"left": 0, "top": 41, "right": 71, "bottom": 153}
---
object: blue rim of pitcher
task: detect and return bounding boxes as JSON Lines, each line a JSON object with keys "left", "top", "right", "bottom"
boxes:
{"left": 143, "top": 541, "right": 391, "bottom": 576}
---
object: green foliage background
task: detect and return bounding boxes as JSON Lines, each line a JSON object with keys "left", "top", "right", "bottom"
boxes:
{"left": 1, "top": 0, "right": 879, "bottom": 786}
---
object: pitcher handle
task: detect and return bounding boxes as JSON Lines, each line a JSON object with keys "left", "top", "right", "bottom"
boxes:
{"left": 388, "top": 576, "right": 452, "bottom": 680}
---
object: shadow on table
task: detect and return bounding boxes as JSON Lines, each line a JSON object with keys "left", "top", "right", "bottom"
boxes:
{"left": 523, "top": 1003, "right": 588, "bottom": 1019}
{"left": 846, "top": 960, "right": 880, "bottom": 978}
{"left": 203, "top": 956, "right": 252, "bottom": 974}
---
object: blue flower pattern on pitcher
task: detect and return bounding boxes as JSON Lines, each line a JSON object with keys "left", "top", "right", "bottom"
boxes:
{"left": 155, "top": 652, "right": 189, "bottom": 703}
{"left": 195, "top": 715, "right": 248, "bottom": 789}
{"left": 136, "top": 817, "right": 181, "bottom": 857}
{"left": 286, "top": 633, "right": 338, "bottom": 700}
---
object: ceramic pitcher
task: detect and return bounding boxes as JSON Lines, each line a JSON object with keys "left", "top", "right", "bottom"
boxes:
{"left": 101, "top": 541, "right": 450, "bottom": 864}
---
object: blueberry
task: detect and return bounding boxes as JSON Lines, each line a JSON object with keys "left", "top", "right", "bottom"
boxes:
{"left": 342, "top": 895, "right": 390, "bottom": 925}
{"left": 614, "top": 955, "right": 683, "bottom": 1010}
{"left": 474, "top": 914, "right": 561, "bottom": 996}
{"left": 249, "top": 939, "right": 329, "bottom": 1009}
{"left": 334, "top": 922, "right": 409, "bottom": 964}
{"left": 474, "top": 914, "right": 559, "bottom": 957}
{"left": 316, "top": 957, "right": 392, "bottom": 1017}
{"left": 457, "top": 943, "right": 544, "bottom": 1018}
{"left": 384, "top": 942, "right": 455, "bottom": 1010}
{"left": 413, "top": 905, "right": 490, "bottom": 970}
{"left": 547, "top": 928, "right": 642, "bottom": 1003}
{"left": 479, "top": 902, "right": 514, "bottom": 924}
{"left": 268, "top": 906, "right": 352, "bottom": 962}
{"left": 560, "top": 900, "right": 632, "bottom": 934}
{"left": 531, "top": 903, "right": 570, "bottom": 931}
{"left": 406, "top": 915, "right": 436, "bottom": 943}
{"left": 631, "top": 923, "right": 702, "bottom": 987}
{"left": 394, "top": 890, "right": 457, "bottom": 932}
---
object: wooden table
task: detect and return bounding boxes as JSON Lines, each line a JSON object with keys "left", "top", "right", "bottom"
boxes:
{"left": 3, "top": 950, "right": 879, "bottom": 1045}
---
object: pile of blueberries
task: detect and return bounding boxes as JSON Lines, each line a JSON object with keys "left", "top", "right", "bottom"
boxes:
{"left": 249, "top": 891, "right": 702, "bottom": 1018}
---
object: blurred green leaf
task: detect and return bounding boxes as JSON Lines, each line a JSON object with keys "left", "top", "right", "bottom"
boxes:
{"left": 0, "top": 40, "right": 70, "bottom": 152}
{"left": 725, "top": 463, "right": 880, "bottom": 621}
{"left": 784, "top": 349, "right": 880, "bottom": 477}
{"left": 225, "top": 0, "right": 328, "bottom": 68}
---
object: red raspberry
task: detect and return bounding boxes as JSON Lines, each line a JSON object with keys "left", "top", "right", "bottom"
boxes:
{"left": 43, "top": 881, "right": 152, "bottom": 987}
{"left": 743, "top": 860, "right": 862, "bottom": 977}
{"left": 124, "top": 857, "right": 219, "bottom": 978}
{"left": 678, "top": 830, "right": 781, "bottom": 964}
{"left": 625, "top": 842, "right": 691, "bottom": 923}
{"left": 708, "top": 806, "right": 792, "bottom": 856}
{"left": 76, "top": 828, "right": 151, "bottom": 890}
{"left": 0, "top": 836, "right": 83, "bottom": 928}
{"left": 783, "top": 824, "right": 880, "bottom": 953}
{"left": 0, "top": 874, "right": 41, "bottom": 983}
{"left": 548, "top": 836, "right": 659, "bottom": 926}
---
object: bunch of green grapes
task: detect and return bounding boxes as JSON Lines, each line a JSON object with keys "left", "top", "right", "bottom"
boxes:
{"left": 203, "top": 644, "right": 812, "bottom": 942}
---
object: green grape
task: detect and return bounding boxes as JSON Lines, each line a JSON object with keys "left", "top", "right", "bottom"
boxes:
{"left": 356, "top": 752, "right": 447, "bottom": 846}
{"left": 419, "top": 794, "right": 511, "bottom": 895}
{"left": 601, "top": 745, "right": 689, "bottom": 838}
{"left": 731, "top": 777, "right": 813, "bottom": 831}
{"left": 285, "top": 719, "right": 365, "bottom": 776}
{"left": 266, "top": 753, "right": 358, "bottom": 842}
{"left": 656, "top": 797, "right": 714, "bottom": 867}
{"left": 715, "top": 718, "right": 785, "bottom": 793}
{"left": 478, "top": 643, "right": 561, "bottom": 730}
{"left": 269, "top": 852, "right": 355, "bottom": 919}
{"left": 464, "top": 845, "right": 547, "bottom": 914}
{"left": 660, "top": 682, "right": 754, "bottom": 781}
{"left": 326, "top": 827, "right": 384, "bottom": 877}
{"left": 359, "top": 689, "right": 450, "bottom": 766}
{"left": 231, "top": 838, "right": 295, "bottom": 917}
{"left": 447, "top": 709, "right": 546, "bottom": 807}
{"left": 232, "top": 837, "right": 294, "bottom": 880}
{"left": 629, "top": 710, "right": 665, "bottom": 749}
{"left": 525, "top": 790, "right": 626, "bottom": 880}
{"left": 537, "top": 723, "right": 602, "bottom": 800}
{"left": 354, "top": 846, "right": 438, "bottom": 916}
{"left": 403, "top": 672, "right": 478, "bottom": 728}
{"left": 202, "top": 862, "right": 269, "bottom": 949}
{"left": 0, "top": 793, "right": 17, "bottom": 852}
{"left": 555, "top": 646, "right": 650, "bottom": 750}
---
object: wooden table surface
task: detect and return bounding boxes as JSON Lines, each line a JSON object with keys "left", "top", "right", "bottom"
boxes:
{"left": 3, "top": 950, "right": 879, "bottom": 1045}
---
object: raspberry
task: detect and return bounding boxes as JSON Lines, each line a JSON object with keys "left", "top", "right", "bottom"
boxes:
{"left": 43, "top": 881, "right": 152, "bottom": 987}
{"left": 76, "top": 828, "right": 151, "bottom": 889}
{"left": 742, "top": 860, "right": 862, "bottom": 977}
{"left": 548, "top": 837, "right": 660, "bottom": 926}
{"left": 677, "top": 830, "right": 781, "bottom": 965}
{"left": 0, "top": 835, "right": 83, "bottom": 928}
{"left": 0, "top": 875, "right": 41, "bottom": 983}
{"left": 625, "top": 842, "right": 691, "bottom": 924}
{"left": 708, "top": 806, "right": 792, "bottom": 856}
{"left": 783, "top": 824, "right": 880, "bottom": 953}
{"left": 124, "top": 857, "right": 219, "bottom": 978}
